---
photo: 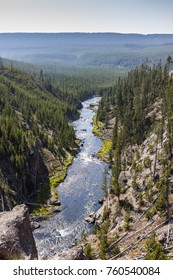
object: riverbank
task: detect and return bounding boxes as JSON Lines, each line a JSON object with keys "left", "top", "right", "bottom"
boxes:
{"left": 31, "top": 146, "right": 79, "bottom": 219}
{"left": 92, "top": 116, "right": 112, "bottom": 163}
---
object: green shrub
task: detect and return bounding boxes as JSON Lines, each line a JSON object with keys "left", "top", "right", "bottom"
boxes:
{"left": 143, "top": 156, "right": 152, "bottom": 168}
{"left": 111, "top": 245, "right": 120, "bottom": 256}
{"left": 84, "top": 244, "right": 93, "bottom": 260}
{"left": 145, "top": 232, "right": 168, "bottom": 260}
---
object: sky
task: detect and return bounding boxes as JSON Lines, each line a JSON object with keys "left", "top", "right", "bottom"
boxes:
{"left": 0, "top": 0, "right": 173, "bottom": 34}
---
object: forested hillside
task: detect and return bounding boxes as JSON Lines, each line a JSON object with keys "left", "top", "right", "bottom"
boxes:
{"left": 2, "top": 57, "right": 126, "bottom": 103}
{"left": 85, "top": 57, "right": 173, "bottom": 259}
{"left": 0, "top": 65, "right": 77, "bottom": 212}
{"left": 40, "top": 67, "right": 125, "bottom": 103}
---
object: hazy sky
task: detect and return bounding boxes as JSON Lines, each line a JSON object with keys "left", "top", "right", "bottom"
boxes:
{"left": 0, "top": 0, "right": 172, "bottom": 34}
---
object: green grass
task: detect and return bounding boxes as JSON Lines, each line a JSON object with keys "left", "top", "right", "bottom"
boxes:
{"left": 98, "top": 140, "right": 112, "bottom": 163}
{"left": 92, "top": 116, "right": 103, "bottom": 137}
{"left": 32, "top": 151, "right": 74, "bottom": 216}
{"left": 92, "top": 116, "right": 112, "bottom": 163}
{"left": 32, "top": 206, "right": 52, "bottom": 218}
{"left": 50, "top": 174, "right": 65, "bottom": 198}
{"left": 49, "top": 151, "right": 73, "bottom": 196}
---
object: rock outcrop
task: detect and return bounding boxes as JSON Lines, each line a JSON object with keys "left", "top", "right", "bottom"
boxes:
{"left": 0, "top": 204, "right": 38, "bottom": 260}
{"left": 52, "top": 246, "right": 86, "bottom": 260}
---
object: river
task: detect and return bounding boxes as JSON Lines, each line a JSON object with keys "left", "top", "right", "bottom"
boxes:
{"left": 34, "top": 97, "right": 110, "bottom": 259}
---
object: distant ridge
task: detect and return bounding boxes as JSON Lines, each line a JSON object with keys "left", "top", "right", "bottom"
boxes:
{"left": 1, "top": 33, "right": 173, "bottom": 68}
{"left": 1, "top": 32, "right": 173, "bottom": 47}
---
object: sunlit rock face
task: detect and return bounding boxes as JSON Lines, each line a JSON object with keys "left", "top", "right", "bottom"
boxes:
{"left": 0, "top": 204, "right": 38, "bottom": 260}
{"left": 52, "top": 246, "right": 86, "bottom": 260}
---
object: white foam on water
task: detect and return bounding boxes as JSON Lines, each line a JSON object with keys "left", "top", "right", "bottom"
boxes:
{"left": 58, "top": 226, "right": 74, "bottom": 237}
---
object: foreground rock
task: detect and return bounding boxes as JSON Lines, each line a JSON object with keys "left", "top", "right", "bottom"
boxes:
{"left": 0, "top": 204, "right": 38, "bottom": 260}
{"left": 85, "top": 212, "right": 96, "bottom": 224}
{"left": 52, "top": 246, "right": 86, "bottom": 260}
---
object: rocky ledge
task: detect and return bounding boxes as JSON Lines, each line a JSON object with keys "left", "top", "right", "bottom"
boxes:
{"left": 52, "top": 246, "right": 86, "bottom": 260}
{"left": 0, "top": 204, "right": 38, "bottom": 260}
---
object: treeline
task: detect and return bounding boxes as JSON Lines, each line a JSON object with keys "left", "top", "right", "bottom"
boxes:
{"left": 97, "top": 57, "right": 173, "bottom": 146}
{"left": 37, "top": 66, "right": 126, "bottom": 103}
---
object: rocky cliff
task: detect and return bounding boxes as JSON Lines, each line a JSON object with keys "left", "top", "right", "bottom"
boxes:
{"left": 0, "top": 139, "right": 47, "bottom": 211}
{"left": 0, "top": 204, "right": 38, "bottom": 259}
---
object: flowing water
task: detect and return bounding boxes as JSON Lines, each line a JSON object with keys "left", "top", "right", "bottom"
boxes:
{"left": 34, "top": 97, "right": 110, "bottom": 259}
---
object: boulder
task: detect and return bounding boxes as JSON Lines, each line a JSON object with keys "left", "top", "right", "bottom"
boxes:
{"left": 85, "top": 216, "right": 95, "bottom": 224}
{"left": 157, "top": 232, "right": 166, "bottom": 244}
{"left": 31, "top": 221, "right": 40, "bottom": 231}
{"left": 85, "top": 212, "right": 96, "bottom": 223}
{"left": 95, "top": 205, "right": 104, "bottom": 224}
{"left": 52, "top": 246, "right": 86, "bottom": 260}
{"left": 118, "top": 171, "right": 131, "bottom": 185}
{"left": 0, "top": 204, "right": 38, "bottom": 260}
{"left": 51, "top": 206, "right": 61, "bottom": 213}
{"left": 89, "top": 212, "right": 95, "bottom": 217}
{"left": 48, "top": 198, "right": 61, "bottom": 206}
{"left": 98, "top": 197, "right": 104, "bottom": 204}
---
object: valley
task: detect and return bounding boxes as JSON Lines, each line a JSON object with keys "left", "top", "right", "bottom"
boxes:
{"left": 0, "top": 33, "right": 173, "bottom": 260}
